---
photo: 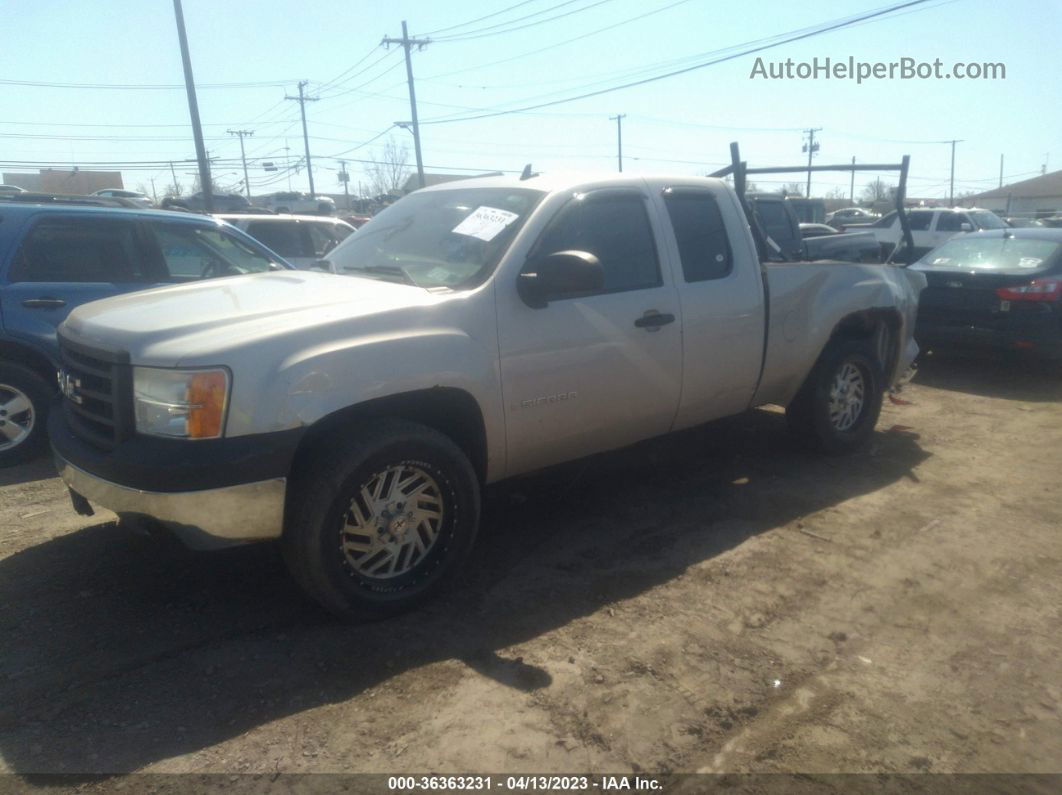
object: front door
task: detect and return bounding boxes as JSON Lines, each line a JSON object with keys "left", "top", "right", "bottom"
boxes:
{"left": 496, "top": 189, "right": 683, "bottom": 477}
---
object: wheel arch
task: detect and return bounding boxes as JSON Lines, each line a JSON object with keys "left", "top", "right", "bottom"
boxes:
{"left": 289, "top": 386, "right": 488, "bottom": 486}
{"left": 0, "top": 340, "right": 58, "bottom": 389}
{"left": 826, "top": 307, "right": 903, "bottom": 381}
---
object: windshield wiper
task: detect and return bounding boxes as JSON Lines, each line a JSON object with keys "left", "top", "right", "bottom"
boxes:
{"left": 342, "top": 264, "right": 418, "bottom": 286}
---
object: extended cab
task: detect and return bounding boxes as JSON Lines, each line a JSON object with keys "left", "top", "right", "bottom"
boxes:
{"left": 50, "top": 173, "right": 925, "bottom": 618}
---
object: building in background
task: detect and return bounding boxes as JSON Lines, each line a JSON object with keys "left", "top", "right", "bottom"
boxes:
{"left": 1, "top": 169, "right": 124, "bottom": 195}
{"left": 962, "top": 170, "right": 1062, "bottom": 217}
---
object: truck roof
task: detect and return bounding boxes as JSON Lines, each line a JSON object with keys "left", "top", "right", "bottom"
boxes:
{"left": 414, "top": 171, "right": 730, "bottom": 195}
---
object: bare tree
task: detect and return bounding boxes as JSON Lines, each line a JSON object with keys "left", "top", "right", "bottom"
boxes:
{"left": 781, "top": 182, "right": 804, "bottom": 197}
{"left": 366, "top": 138, "right": 411, "bottom": 196}
{"left": 862, "top": 178, "right": 895, "bottom": 202}
{"left": 825, "top": 187, "right": 848, "bottom": 200}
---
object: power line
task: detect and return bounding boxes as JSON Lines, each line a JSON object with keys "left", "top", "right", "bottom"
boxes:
{"left": 417, "top": 0, "right": 932, "bottom": 125}
{"left": 433, "top": 0, "right": 616, "bottom": 41}
{"left": 0, "top": 78, "right": 297, "bottom": 90}
{"left": 422, "top": 0, "right": 694, "bottom": 84}
{"left": 421, "top": 0, "right": 543, "bottom": 35}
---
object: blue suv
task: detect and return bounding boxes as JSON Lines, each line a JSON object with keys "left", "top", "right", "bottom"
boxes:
{"left": 0, "top": 202, "right": 291, "bottom": 466}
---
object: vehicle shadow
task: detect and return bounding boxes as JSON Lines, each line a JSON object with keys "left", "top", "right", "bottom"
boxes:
{"left": 0, "top": 409, "right": 929, "bottom": 777}
{"left": 0, "top": 457, "right": 58, "bottom": 489}
{"left": 914, "top": 349, "right": 1062, "bottom": 402}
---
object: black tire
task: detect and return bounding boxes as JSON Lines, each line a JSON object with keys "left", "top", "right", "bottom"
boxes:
{"left": 282, "top": 419, "right": 480, "bottom": 620}
{"left": 0, "top": 362, "right": 53, "bottom": 467}
{"left": 786, "top": 338, "right": 885, "bottom": 455}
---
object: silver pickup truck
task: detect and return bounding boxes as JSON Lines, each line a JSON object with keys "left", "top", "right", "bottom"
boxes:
{"left": 50, "top": 173, "right": 925, "bottom": 618}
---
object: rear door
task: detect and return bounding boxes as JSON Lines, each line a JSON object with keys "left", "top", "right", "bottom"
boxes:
{"left": 0, "top": 213, "right": 163, "bottom": 361}
{"left": 659, "top": 186, "right": 766, "bottom": 427}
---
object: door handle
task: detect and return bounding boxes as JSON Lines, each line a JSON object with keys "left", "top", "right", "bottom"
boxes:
{"left": 21, "top": 298, "right": 67, "bottom": 309}
{"left": 634, "top": 311, "right": 675, "bottom": 330}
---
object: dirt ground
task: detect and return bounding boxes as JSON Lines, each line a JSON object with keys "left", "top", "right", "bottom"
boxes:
{"left": 1, "top": 351, "right": 1060, "bottom": 785}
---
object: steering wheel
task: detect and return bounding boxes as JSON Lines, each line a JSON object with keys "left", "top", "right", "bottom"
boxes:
{"left": 200, "top": 257, "right": 231, "bottom": 279}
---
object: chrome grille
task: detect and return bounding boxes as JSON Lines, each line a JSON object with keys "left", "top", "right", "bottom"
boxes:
{"left": 58, "top": 338, "right": 132, "bottom": 449}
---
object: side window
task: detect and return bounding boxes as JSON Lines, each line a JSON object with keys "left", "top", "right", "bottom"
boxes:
{"left": 306, "top": 223, "right": 339, "bottom": 258}
{"left": 535, "top": 193, "right": 660, "bottom": 294}
{"left": 907, "top": 211, "right": 933, "bottom": 231}
{"left": 663, "top": 190, "right": 733, "bottom": 282}
{"left": 10, "top": 216, "right": 148, "bottom": 283}
{"left": 935, "top": 212, "right": 964, "bottom": 232}
{"left": 151, "top": 223, "right": 275, "bottom": 280}
{"left": 246, "top": 221, "right": 306, "bottom": 258}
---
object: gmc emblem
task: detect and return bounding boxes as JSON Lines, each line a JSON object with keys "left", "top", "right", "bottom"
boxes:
{"left": 59, "top": 370, "right": 83, "bottom": 405}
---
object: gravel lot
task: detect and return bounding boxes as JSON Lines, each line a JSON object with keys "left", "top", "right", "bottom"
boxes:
{"left": 1, "top": 352, "right": 1059, "bottom": 783}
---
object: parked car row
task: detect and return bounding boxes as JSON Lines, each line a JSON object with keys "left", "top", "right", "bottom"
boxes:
{"left": 0, "top": 201, "right": 293, "bottom": 466}
{"left": 4, "top": 171, "right": 1060, "bottom": 619}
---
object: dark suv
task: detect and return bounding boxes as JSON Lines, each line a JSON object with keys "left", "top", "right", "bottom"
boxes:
{"left": 0, "top": 203, "right": 290, "bottom": 465}
{"left": 161, "top": 192, "right": 252, "bottom": 213}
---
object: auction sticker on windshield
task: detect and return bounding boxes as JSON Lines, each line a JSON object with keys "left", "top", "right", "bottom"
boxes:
{"left": 452, "top": 206, "right": 520, "bottom": 241}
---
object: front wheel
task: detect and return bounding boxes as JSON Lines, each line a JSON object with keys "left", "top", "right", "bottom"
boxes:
{"left": 0, "top": 363, "right": 52, "bottom": 467}
{"left": 786, "top": 339, "right": 885, "bottom": 454}
{"left": 282, "top": 419, "right": 480, "bottom": 620}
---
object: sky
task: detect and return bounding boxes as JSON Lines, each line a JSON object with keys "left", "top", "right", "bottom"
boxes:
{"left": 2, "top": 0, "right": 1058, "bottom": 202}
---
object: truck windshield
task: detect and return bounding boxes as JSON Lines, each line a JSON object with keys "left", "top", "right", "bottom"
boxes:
{"left": 913, "top": 236, "right": 1059, "bottom": 273}
{"left": 327, "top": 187, "right": 545, "bottom": 288}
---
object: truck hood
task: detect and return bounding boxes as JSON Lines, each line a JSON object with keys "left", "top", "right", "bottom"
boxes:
{"left": 61, "top": 271, "right": 436, "bottom": 365}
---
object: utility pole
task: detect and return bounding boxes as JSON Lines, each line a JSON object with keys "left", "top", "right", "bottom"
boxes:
{"left": 338, "top": 160, "right": 351, "bottom": 210}
{"left": 948, "top": 139, "right": 962, "bottom": 205}
{"left": 149, "top": 177, "right": 158, "bottom": 204}
{"left": 850, "top": 156, "right": 856, "bottom": 202}
{"left": 227, "top": 129, "right": 254, "bottom": 198}
{"left": 609, "top": 113, "right": 626, "bottom": 172}
{"left": 382, "top": 21, "right": 430, "bottom": 189}
{"left": 172, "top": 0, "right": 212, "bottom": 211}
{"left": 802, "top": 128, "right": 821, "bottom": 197}
{"left": 287, "top": 81, "right": 319, "bottom": 195}
{"left": 999, "top": 154, "right": 1004, "bottom": 189}
{"left": 169, "top": 161, "right": 178, "bottom": 194}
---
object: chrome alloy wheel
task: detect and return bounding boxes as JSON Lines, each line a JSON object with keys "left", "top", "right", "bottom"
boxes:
{"left": 339, "top": 464, "right": 445, "bottom": 579}
{"left": 827, "top": 361, "right": 866, "bottom": 432}
{"left": 0, "top": 383, "right": 34, "bottom": 452}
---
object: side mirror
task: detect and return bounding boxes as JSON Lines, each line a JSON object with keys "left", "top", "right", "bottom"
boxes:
{"left": 517, "top": 250, "right": 604, "bottom": 308}
{"left": 959, "top": 222, "right": 973, "bottom": 233}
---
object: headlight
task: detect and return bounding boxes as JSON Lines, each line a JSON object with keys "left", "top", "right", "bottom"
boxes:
{"left": 133, "top": 367, "right": 230, "bottom": 439}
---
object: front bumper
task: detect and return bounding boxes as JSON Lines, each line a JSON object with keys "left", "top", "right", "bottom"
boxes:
{"left": 55, "top": 453, "right": 286, "bottom": 549}
{"left": 49, "top": 403, "right": 303, "bottom": 549}
{"left": 916, "top": 319, "right": 1062, "bottom": 360}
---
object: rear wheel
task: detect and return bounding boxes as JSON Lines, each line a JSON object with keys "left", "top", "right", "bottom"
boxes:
{"left": 0, "top": 363, "right": 52, "bottom": 467}
{"left": 786, "top": 339, "right": 884, "bottom": 454}
{"left": 282, "top": 419, "right": 480, "bottom": 619}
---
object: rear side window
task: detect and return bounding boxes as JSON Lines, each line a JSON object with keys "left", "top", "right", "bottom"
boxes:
{"left": 246, "top": 221, "right": 307, "bottom": 258}
{"left": 535, "top": 193, "right": 660, "bottom": 293}
{"left": 10, "top": 216, "right": 149, "bottom": 283}
{"left": 663, "top": 190, "right": 732, "bottom": 281}
{"left": 908, "top": 211, "right": 933, "bottom": 231}
{"left": 935, "top": 212, "right": 966, "bottom": 232}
